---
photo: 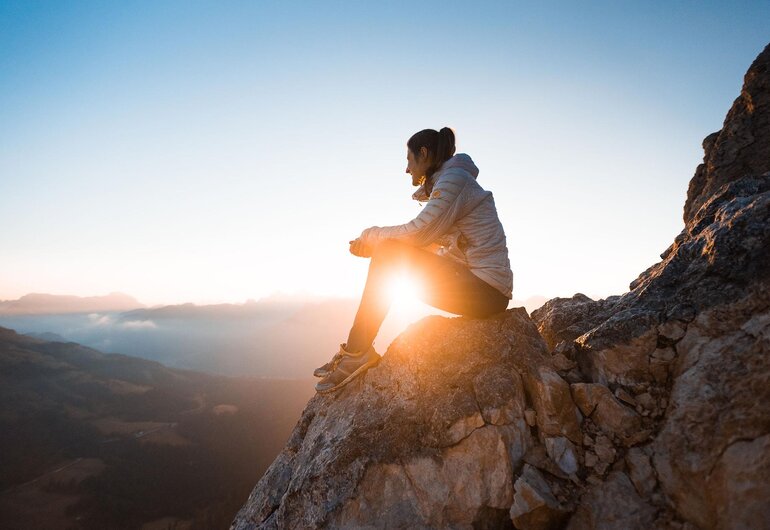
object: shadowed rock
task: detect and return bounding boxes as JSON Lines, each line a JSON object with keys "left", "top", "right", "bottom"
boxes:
{"left": 531, "top": 294, "right": 620, "bottom": 351}
{"left": 510, "top": 464, "right": 569, "bottom": 530}
{"left": 571, "top": 383, "right": 643, "bottom": 446}
{"left": 567, "top": 472, "right": 656, "bottom": 530}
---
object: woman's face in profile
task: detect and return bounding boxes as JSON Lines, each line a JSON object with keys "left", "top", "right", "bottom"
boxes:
{"left": 406, "top": 147, "right": 431, "bottom": 186}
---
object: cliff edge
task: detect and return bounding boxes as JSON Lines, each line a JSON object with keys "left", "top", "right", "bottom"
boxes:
{"left": 232, "top": 43, "right": 770, "bottom": 530}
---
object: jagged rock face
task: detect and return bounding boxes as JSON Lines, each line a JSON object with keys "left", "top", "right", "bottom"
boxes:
{"left": 653, "top": 285, "right": 770, "bottom": 529}
{"left": 684, "top": 43, "right": 770, "bottom": 224}
{"left": 530, "top": 294, "right": 620, "bottom": 351}
{"left": 234, "top": 43, "right": 770, "bottom": 530}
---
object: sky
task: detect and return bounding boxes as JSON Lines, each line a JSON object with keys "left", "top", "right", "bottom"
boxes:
{"left": 1, "top": 1, "right": 769, "bottom": 306}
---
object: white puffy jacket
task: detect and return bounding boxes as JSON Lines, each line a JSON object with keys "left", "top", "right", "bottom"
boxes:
{"left": 359, "top": 153, "right": 513, "bottom": 299}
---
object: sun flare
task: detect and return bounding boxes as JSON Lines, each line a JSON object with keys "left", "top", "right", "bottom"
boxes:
{"left": 385, "top": 272, "right": 426, "bottom": 315}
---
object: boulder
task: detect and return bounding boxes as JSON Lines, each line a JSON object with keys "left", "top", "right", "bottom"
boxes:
{"left": 571, "top": 383, "right": 643, "bottom": 446}
{"left": 523, "top": 365, "right": 583, "bottom": 444}
{"left": 567, "top": 472, "right": 657, "bottom": 530}
{"left": 574, "top": 310, "right": 658, "bottom": 388}
{"left": 510, "top": 464, "right": 569, "bottom": 530}
{"left": 531, "top": 294, "right": 621, "bottom": 351}
{"left": 625, "top": 448, "right": 656, "bottom": 498}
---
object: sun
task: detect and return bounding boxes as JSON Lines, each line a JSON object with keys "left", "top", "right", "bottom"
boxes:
{"left": 385, "top": 271, "right": 427, "bottom": 316}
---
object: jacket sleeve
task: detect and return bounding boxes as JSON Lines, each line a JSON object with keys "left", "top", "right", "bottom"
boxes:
{"left": 359, "top": 170, "right": 469, "bottom": 249}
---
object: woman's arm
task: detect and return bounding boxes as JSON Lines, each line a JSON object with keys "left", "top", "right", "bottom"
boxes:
{"left": 359, "top": 170, "right": 469, "bottom": 250}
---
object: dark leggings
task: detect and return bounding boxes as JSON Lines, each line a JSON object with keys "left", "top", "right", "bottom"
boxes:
{"left": 346, "top": 238, "right": 509, "bottom": 353}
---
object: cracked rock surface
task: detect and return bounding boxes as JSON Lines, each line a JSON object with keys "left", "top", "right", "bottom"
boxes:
{"left": 233, "top": 43, "right": 770, "bottom": 530}
{"left": 232, "top": 309, "right": 543, "bottom": 529}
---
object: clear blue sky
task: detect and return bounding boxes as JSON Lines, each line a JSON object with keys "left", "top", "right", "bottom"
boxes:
{"left": 1, "top": 1, "right": 768, "bottom": 305}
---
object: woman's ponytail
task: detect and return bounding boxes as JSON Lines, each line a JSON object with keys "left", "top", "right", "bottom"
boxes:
{"left": 435, "top": 127, "right": 456, "bottom": 169}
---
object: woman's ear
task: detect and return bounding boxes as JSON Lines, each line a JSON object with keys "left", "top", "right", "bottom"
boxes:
{"left": 419, "top": 146, "right": 430, "bottom": 161}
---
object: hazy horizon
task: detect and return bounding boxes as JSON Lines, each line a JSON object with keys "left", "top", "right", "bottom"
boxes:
{"left": 0, "top": 289, "right": 553, "bottom": 379}
{"left": 0, "top": 288, "right": 551, "bottom": 311}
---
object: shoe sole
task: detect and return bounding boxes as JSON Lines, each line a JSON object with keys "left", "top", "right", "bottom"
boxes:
{"left": 315, "top": 356, "right": 381, "bottom": 394}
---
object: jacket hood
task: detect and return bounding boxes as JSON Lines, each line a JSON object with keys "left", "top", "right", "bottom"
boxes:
{"left": 411, "top": 153, "right": 479, "bottom": 201}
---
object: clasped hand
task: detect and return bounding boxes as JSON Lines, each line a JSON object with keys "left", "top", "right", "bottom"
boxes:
{"left": 349, "top": 237, "right": 373, "bottom": 258}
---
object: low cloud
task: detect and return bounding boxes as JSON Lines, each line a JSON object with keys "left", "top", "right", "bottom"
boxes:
{"left": 88, "top": 313, "right": 113, "bottom": 326}
{"left": 121, "top": 319, "right": 157, "bottom": 329}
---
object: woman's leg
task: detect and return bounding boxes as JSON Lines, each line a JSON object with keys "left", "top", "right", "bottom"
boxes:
{"left": 345, "top": 238, "right": 508, "bottom": 353}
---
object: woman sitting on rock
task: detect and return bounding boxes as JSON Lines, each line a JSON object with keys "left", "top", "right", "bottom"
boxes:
{"left": 315, "top": 127, "right": 514, "bottom": 393}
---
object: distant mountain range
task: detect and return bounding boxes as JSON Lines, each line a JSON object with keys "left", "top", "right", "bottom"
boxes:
{"left": 0, "top": 292, "right": 145, "bottom": 315}
{"left": 0, "top": 325, "right": 314, "bottom": 529}
{"left": 0, "top": 291, "right": 549, "bottom": 317}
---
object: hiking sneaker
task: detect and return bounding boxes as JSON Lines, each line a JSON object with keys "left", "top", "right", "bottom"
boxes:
{"left": 313, "top": 343, "right": 348, "bottom": 378}
{"left": 315, "top": 344, "right": 380, "bottom": 394}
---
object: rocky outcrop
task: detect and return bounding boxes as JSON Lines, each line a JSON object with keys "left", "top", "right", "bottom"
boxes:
{"left": 652, "top": 285, "right": 770, "bottom": 529}
{"left": 530, "top": 294, "right": 620, "bottom": 351}
{"left": 684, "top": 42, "right": 770, "bottom": 224}
{"left": 233, "top": 43, "right": 770, "bottom": 530}
{"left": 233, "top": 310, "right": 557, "bottom": 529}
